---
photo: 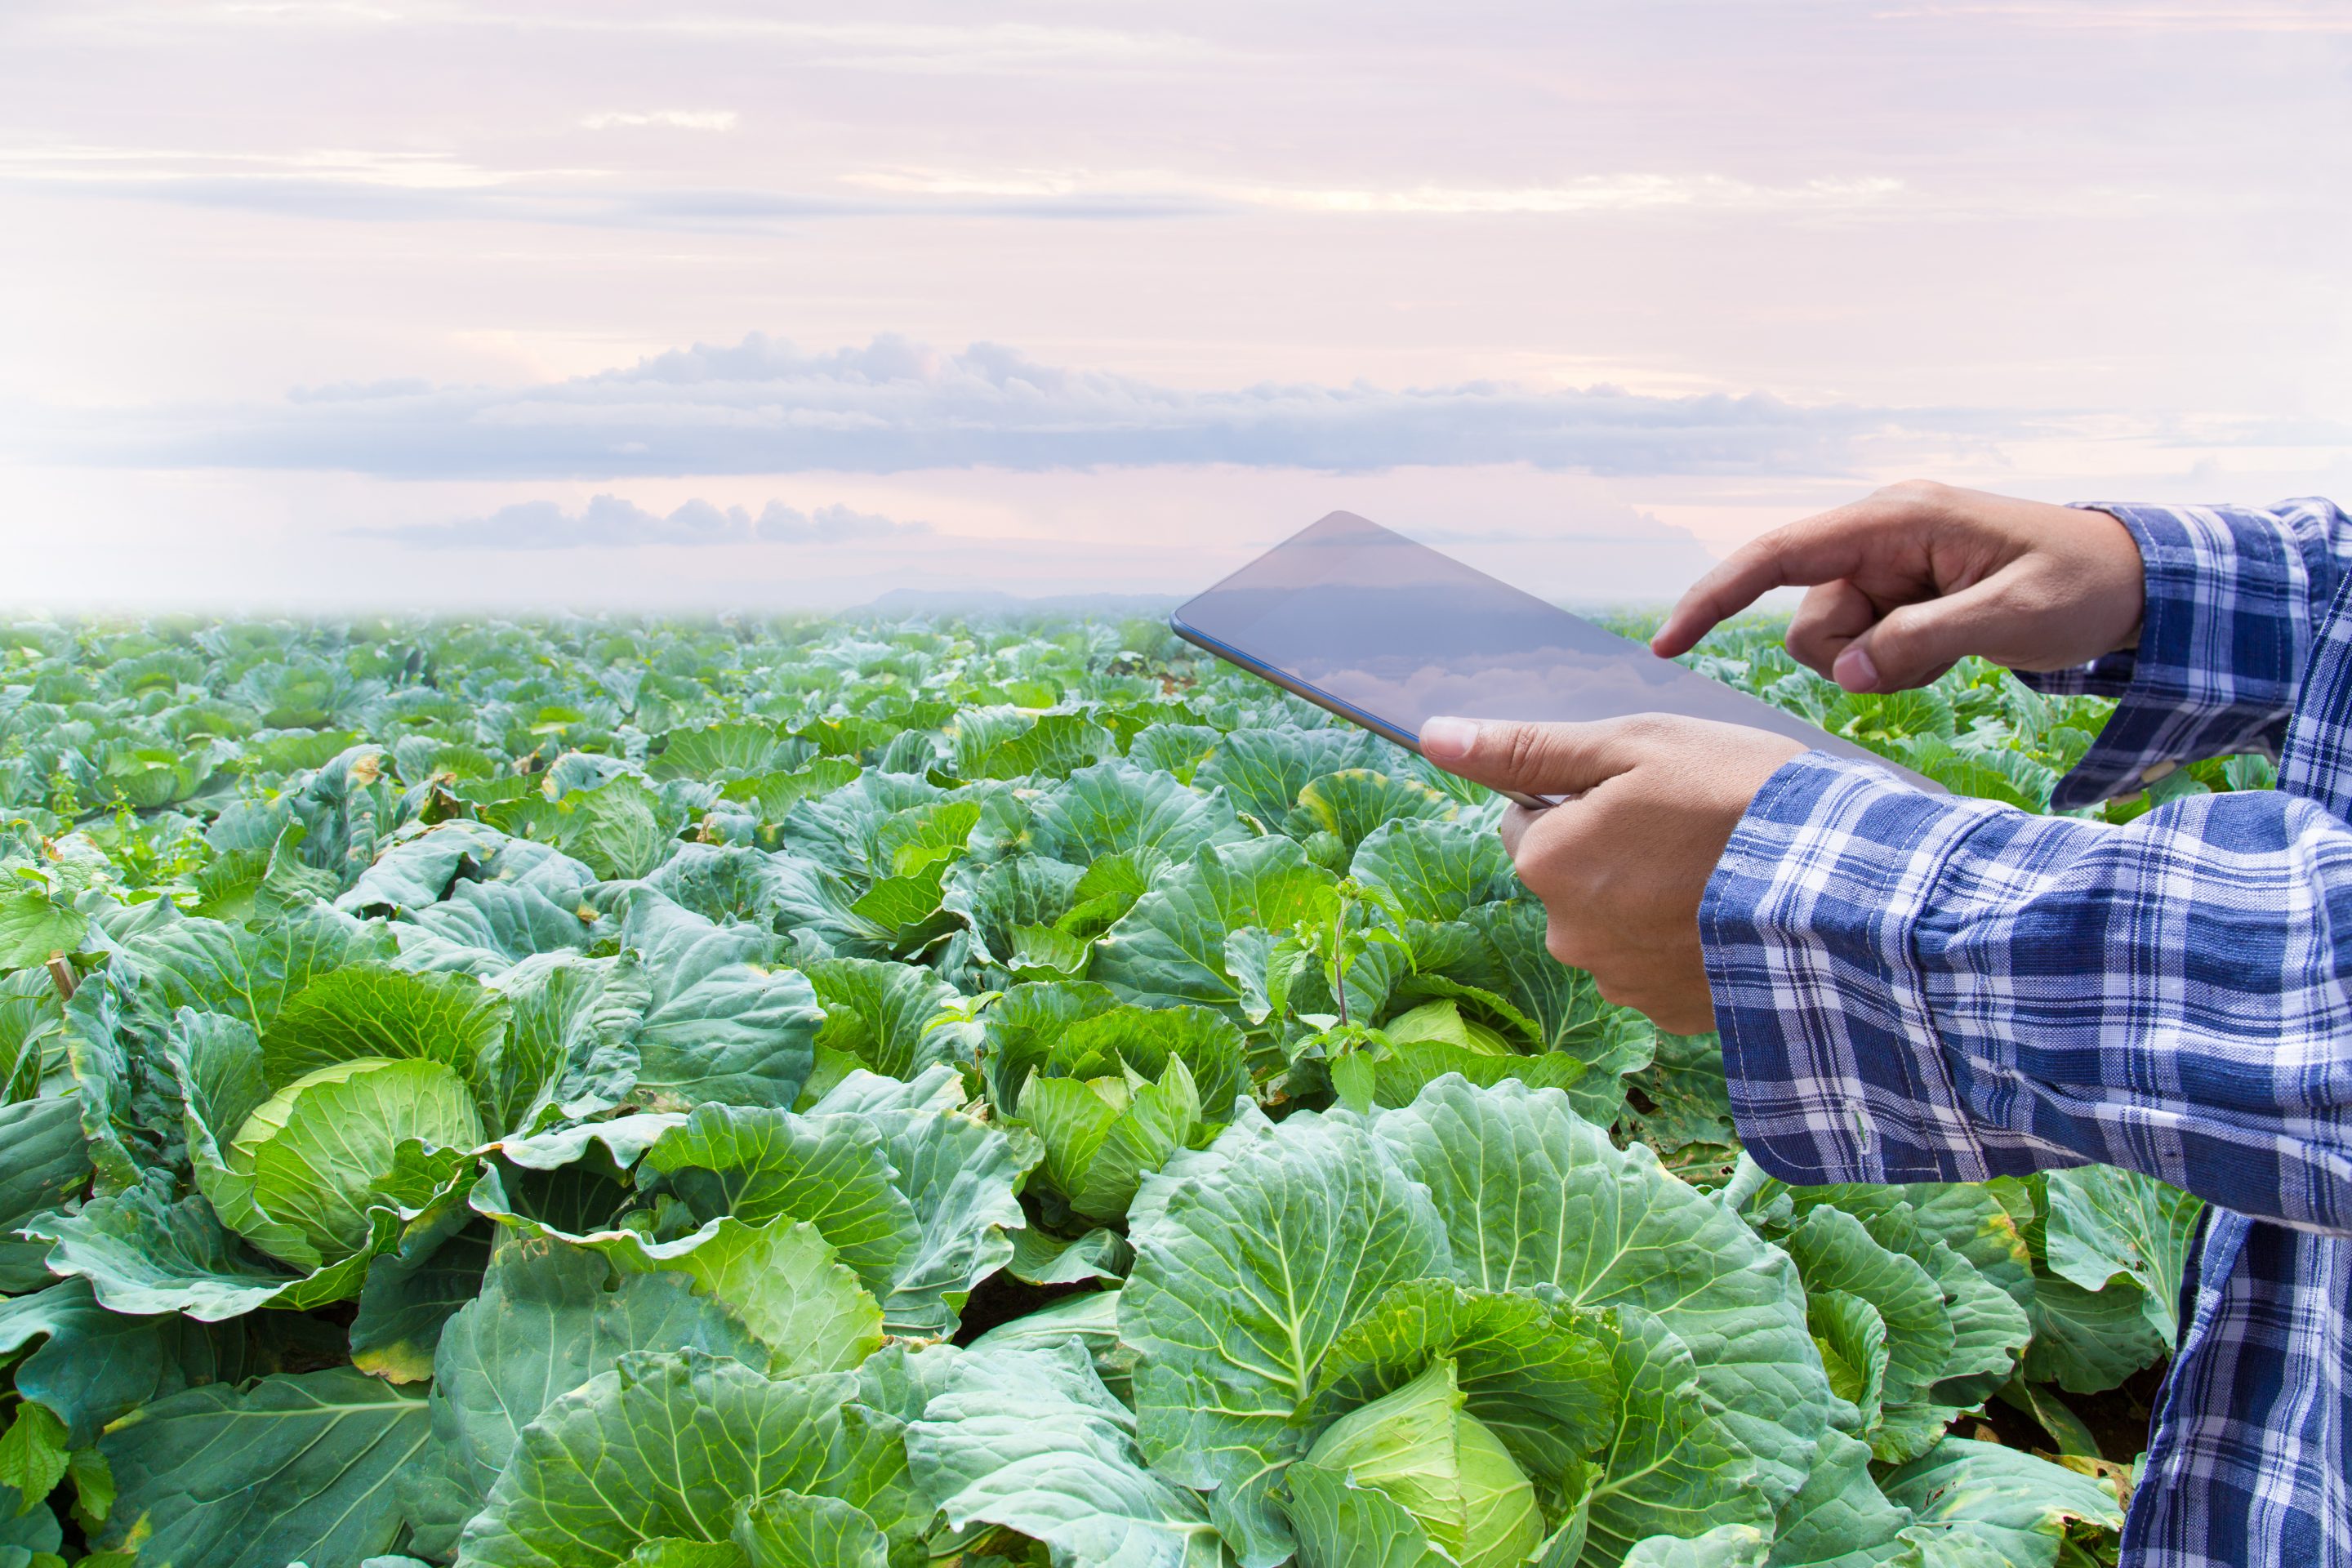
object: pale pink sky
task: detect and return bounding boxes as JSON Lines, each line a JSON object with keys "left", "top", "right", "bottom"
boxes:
{"left": 2, "top": 2, "right": 2347, "bottom": 608}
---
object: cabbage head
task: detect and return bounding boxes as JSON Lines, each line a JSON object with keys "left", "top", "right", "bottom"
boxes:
{"left": 159, "top": 960, "right": 513, "bottom": 1282}
{"left": 224, "top": 1055, "right": 485, "bottom": 1268}
{"left": 1289, "top": 1356, "right": 1543, "bottom": 1568}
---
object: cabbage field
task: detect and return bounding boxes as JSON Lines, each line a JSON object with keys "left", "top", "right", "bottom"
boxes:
{"left": 0, "top": 611, "right": 2247, "bottom": 1568}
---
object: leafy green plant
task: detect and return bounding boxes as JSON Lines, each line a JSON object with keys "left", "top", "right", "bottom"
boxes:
{"left": 0, "top": 610, "right": 2182, "bottom": 1566}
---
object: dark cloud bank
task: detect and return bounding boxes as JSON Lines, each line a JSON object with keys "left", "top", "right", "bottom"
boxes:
{"left": 28, "top": 332, "right": 2011, "bottom": 482}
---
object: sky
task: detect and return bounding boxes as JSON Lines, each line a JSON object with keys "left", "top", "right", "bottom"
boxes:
{"left": 2, "top": 0, "right": 2349, "bottom": 611}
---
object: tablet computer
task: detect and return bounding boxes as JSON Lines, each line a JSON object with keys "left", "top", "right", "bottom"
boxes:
{"left": 1169, "top": 510, "right": 1935, "bottom": 807}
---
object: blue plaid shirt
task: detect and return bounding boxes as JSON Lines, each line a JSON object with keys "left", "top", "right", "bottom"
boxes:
{"left": 1701, "top": 499, "right": 2352, "bottom": 1566}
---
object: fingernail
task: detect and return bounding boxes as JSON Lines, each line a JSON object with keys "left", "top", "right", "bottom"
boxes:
{"left": 1419, "top": 715, "right": 1478, "bottom": 761}
{"left": 1833, "top": 646, "right": 1879, "bottom": 692}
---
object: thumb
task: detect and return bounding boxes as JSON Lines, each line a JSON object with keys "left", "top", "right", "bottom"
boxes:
{"left": 1835, "top": 576, "right": 2007, "bottom": 693}
{"left": 1417, "top": 716, "right": 1640, "bottom": 798}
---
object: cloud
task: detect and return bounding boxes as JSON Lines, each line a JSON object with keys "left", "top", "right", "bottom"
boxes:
{"left": 851, "top": 167, "right": 1909, "bottom": 217}
{"left": 580, "top": 110, "right": 738, "bottom": 131}
{"left": 42, "top": 10, "right": 1230, "bottom": 74}
{"left": 1874, "top": 3, "right": 2352, "bottom": 30}
{"left": 23, "top": 331, "right": 2011, "bottom": 480}
{"left": 1238, "top": 175, "right": 1905, "bottom": 216}
{"left": 356, "top": 494, "right": 930, "bottom": 550}
{"left": 5, "top": 140, "right": 1912, "bottom": 231}
{"left": 0, "top": 142, "right": 583, "bottom": 191}
{"left": 0, "top": 143, "right": 1217, "bottom": 225}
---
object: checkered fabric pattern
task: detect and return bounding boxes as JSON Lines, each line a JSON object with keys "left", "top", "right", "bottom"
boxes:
{"left": 1700, "top": 498, "right": 2352, "bottom": 1565}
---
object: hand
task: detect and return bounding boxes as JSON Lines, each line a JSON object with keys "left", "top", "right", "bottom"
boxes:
{"left": 1419, "top": 713, "right": 1805, "bottom": 1034}
{"left": 1648, "top": 479, "right": 2146, "bottom": 693}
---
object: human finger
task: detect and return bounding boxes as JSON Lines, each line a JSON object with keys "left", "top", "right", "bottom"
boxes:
{"left": 1835, "top": 572, "right": 2013, "bottom": 692}
{"left": 1418, "top": 715, "right": 1648, "bottom": 799}
{"left": 1783, "top": 578, "right": 1879, "bottom": 679}
{"left": 1648, "top": 506, "right": 1893, "bottom": 657}
{"left": 1494, "top": 783, "right": 1610, "bottom": 911}
{"left": 1498, "top": 802, "right": 1540, "bottom": 858}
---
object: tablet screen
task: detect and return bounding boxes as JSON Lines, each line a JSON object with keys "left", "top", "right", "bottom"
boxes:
{"left": 1169, "top": 510, "right": 1929, "bottom": 785}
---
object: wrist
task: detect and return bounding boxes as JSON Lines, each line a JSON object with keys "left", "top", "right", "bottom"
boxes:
{"left": 2071, "top": 505, "right": 2150, "bottom": 656}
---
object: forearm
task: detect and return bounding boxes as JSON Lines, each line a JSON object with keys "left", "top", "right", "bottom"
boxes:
{"left": 1705, "top": 754, "right": 2352, "bottom": 1232}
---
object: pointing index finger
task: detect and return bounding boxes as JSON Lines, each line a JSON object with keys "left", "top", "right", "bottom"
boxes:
{"left": 1647, "top": 507, "right": 1878, "bottom": 657}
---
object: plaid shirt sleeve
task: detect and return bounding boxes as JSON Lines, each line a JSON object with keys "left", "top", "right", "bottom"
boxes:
{"left": 2019, "top": 498, "right": 2352, "bottom": 810}
{"left": 1703, "top": 755, "right": 2352, "bottom": 1232}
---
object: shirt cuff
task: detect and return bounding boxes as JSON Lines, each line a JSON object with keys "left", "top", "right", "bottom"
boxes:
{"left": 1700, "top": 752, "right": 2015, "bottom": 1184}
{"left": 2023, "top": 503, "right": 2307, "bottom": 810}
